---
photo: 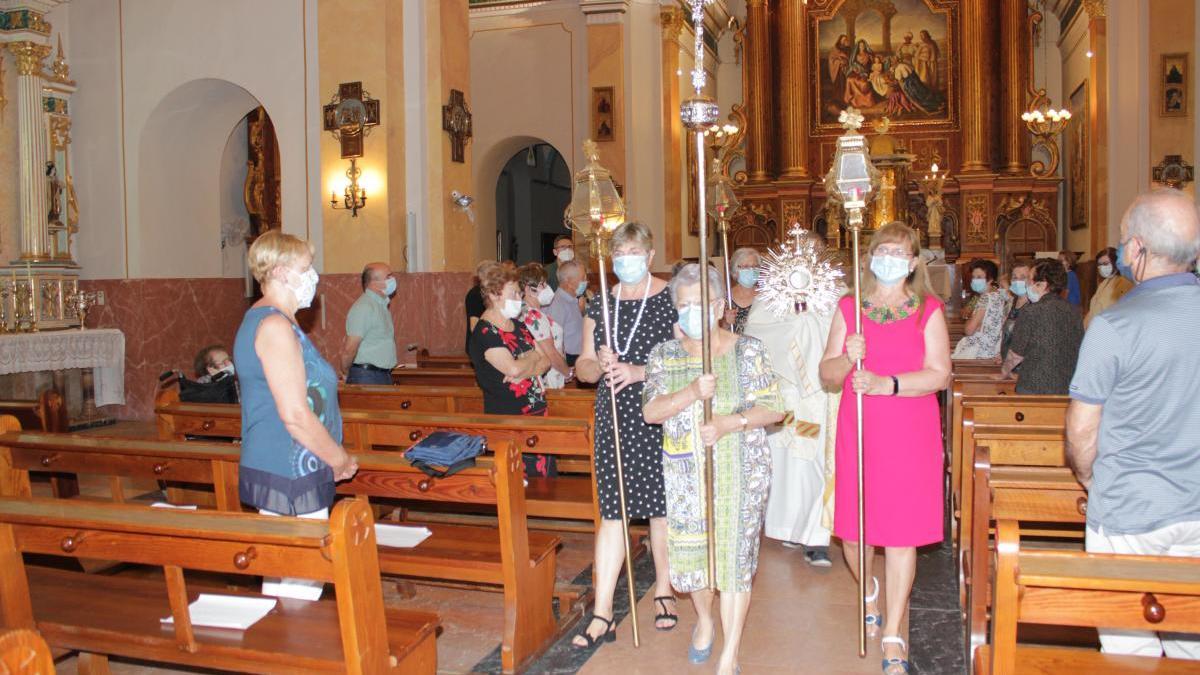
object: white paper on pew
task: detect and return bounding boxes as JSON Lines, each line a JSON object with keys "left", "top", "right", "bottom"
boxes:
{"left": 161, "top": 594, "right": 277, "bottom": 630}
{"left": 150, "top": 502, "right": 198, "bottom": 510}
{"left": 374, "top": 523, "right": 432, "bottom": 548}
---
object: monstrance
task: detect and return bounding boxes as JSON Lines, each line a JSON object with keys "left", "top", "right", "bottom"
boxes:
{"left": 757, "top": 223, "right": 845, "bottom": 318}
{"left": 563, "top": 138, "right": 642, "bottom": 647}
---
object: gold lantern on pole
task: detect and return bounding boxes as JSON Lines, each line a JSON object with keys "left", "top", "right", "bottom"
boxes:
{"left": 824, "top": 107, "right": 879, "bottom": 659}
{"left": 564, "top": 139, "right": 642, "bottom": 647}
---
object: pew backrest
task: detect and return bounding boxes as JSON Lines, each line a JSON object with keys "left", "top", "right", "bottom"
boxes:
{"left": 338, "top": 384, "right": 596, "bottom": 420}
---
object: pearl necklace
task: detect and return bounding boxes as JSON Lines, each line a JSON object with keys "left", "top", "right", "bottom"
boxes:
{"left": 611, "top": 276, "right": 652, "bottom": 356}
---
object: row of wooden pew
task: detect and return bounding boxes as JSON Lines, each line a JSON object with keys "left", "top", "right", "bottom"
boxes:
{"left": 946, "top": 360, "right": 1200, "bottom": 673}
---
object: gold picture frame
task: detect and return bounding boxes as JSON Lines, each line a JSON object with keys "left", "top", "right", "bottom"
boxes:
{"left": 592, "top": 86, "right": 616, "bottom": 142}
{"left": 1067, "top": 81, "right": 1088, "bottom": 231}
{"left": 1162, "top": 53, "right": 1187, "bottom": 117}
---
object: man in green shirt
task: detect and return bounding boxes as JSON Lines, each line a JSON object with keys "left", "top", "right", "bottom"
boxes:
{"left": 342, "top": 262, "right": 398, "bottom": 385}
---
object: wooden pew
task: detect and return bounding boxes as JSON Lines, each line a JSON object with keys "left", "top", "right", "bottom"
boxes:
{"left": 0, "top": 391, "right": 73, "bottom": 499}
{"left": 339, "top": 384, "right": 596, "bottom": 420}
{"left": 391, "top": 367, "right": 480, "bottom": 387}
{"left": 414, "top": 349, "right": 473, "bottom": 369}
{"left": 0, "top": 497, "right": 439, "bottom": 674}
{"left": 0, "top": 628, "right": 55, "bottom": 674}
{"left": 975, "top": 518, "right": 1200, "bottom": 674}
{"left": 0, "top": 433, "right": 575, "bottom": 672}
{"left": 964, "top": 444, "right": 1087, "bottom": 671}
{"left": 154, "top": 396, "right": 601, "bottom": 530}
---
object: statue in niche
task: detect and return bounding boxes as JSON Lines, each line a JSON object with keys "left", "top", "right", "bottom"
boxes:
{"left": 46, "top": 162, "right": 63, "bottom": 225}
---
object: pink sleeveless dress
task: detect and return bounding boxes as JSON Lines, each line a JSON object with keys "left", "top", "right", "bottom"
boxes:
{"left": 833, "top": 294, "right": 944, "bottom": 547}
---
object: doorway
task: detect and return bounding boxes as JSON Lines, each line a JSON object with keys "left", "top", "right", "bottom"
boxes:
{"left": 494, "top": 143, "right": 571, "bottom": 264}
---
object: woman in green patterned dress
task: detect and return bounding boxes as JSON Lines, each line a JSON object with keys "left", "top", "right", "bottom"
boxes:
{"left": 643, "top": 263, "right": 785, "bottom": 675}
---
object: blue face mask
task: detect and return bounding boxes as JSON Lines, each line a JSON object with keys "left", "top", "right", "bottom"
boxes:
{"left": 613, "top": 254, "right": 648, "bottom": 285}
{"left": 870, "top": 255, "right": 911, "bottom": 286}
{"left": 575, "top": 280, "right": 588, "bottom": 297}
{"left": 970, "top": 278, "right": 987, "bottom": 294}
{"left": 1025, "top": 286, "right": 1043, "bottom": 303}
{"left": 1116, "top": 239, "right": 1142, "bottom": 282}
{"left": 384, "top": 277, "right": 397, "bottom": 296}
{"left": 1010, "top": 280, "right": 1027, "bottom": 297}
{"left": 737, "top": 268, "right": 758, "bottom": 288}
{"left": 677, "top": 303, "right": 715, "bottom": 340}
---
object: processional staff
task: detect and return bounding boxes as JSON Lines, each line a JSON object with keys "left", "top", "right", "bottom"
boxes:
{"left": 825, "top": 107, "right": 879, "bottom": 658}
{"left": 565, "top": 139, "right": 642, "bottom": 647}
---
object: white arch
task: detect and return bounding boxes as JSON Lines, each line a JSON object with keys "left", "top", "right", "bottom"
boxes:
{"left": 473, "top": 134, "right": 564, "bottom": 262}
{"left": 132, "top": 78, "right": 263, "bottom": 278}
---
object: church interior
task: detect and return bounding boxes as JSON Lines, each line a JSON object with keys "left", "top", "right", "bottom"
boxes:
{"left": 0, "top": 0, "right": 1196, "bottom": 673}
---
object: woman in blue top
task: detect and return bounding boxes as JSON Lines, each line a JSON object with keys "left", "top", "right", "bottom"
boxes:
{"left": 1059, "top": 249, "right": 1082, "bottom": 307}
{"left": 235, "top": 230, "right": 358, "bottom": 524}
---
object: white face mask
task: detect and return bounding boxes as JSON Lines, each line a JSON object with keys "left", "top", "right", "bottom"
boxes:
{"left": 1097, "top": 263, "right": 1114, "bottom": 279}
{"left": 557, "top": 248, "right": 575, "bottom": 263}
{"left": 289, "top": 268, "right": 319, "bottom": 309}
{"left": 536, "top": 285, "right": 555, "bottom": 306}
{"left": 500, "top": 297, "right": 523, "bottom": 319}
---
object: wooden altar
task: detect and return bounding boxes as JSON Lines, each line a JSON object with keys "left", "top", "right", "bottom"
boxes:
{"left": 733, "top": 0, "right": 1065, "bottom": 266}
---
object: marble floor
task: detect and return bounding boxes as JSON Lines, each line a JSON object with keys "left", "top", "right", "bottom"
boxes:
{"left": 44, "top": 422, "right": 968, "bottom": 673}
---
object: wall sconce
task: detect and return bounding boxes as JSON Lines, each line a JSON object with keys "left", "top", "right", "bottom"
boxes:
{"left": 330, "top": 158, "right": 367, "bottom": 217}
{"left": 1021, "top": 107, "right": 1071, "bottom": 178}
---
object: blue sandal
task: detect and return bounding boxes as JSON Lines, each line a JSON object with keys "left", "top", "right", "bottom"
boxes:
{"left": 881, "top": 636, "right": 911, "bottom": 674}
{"left": 688, "top": 626, "right": 714, "bottom": 664}
{"left": 865, "top": 577, "right": 883, "bottom": 635}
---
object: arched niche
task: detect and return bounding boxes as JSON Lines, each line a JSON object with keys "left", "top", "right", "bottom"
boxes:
{"left": 134, "top": 78, "right": 267, "bottom": 278}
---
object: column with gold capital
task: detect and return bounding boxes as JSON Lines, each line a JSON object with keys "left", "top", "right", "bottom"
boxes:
{"left": 1000, "top": 0, "right": 1030, "bottom": 175}
{"left": 958, "top": 0, "right": 992, "bottom": 173}
{"left": 745, "top": 0, "right": 774, "bottom": 184}
{"left": 8, "top": 42, "right": 53, "bottom": 262}
{"left": 778, "top": 0, "right": 809, "bottom": 180}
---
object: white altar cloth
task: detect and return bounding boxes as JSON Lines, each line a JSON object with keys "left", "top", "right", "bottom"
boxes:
{"left": 0, "top": 329, "right": 125, "bottom": 406}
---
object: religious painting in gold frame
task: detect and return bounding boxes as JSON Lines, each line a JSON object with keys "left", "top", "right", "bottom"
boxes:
{"left": 592, "top": 86, "right": 616, "bottom": 142}
{"left": 1161, "top": 53, "right": 1187, "bottom": 117}
{"left": 1066, "top": 81, "right": 1088, "bottom": 231}
{"left": 811, "top": 0, "right": 957, "bottom": 132}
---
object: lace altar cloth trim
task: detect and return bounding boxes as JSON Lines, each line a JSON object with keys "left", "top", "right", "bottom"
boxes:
{"left": 0, "top": 329, "right": 126, "bottom": 406}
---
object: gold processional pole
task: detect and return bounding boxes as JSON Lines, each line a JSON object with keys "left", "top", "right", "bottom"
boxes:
{"left": 681, "top": 0, "right": 721, "bottom": 592}
{"left": 567, "top": 140, "right": 640, "bottom": 648}
{"left": 826, "top": 108, "right": 877, "bottom": 659}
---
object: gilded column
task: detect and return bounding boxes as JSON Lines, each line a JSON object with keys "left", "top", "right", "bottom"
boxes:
{"left": 745, "top": 0, "right": 773, "bottom": 184}
{"left": 661, "top": 7, "right": 685, "bottom": 263}
{"left": 1084, "top": 0, "right": 1108, "bottom": 253}
{"left": 959, "top": 0, "right": 991, "bottom": 173}
{"left": 1000, "top": 0, "right": 1030, "bottom": 174}
{"left": 778, "top": 0, "right": 808, "bottom": 179}
{"left": 8, "top": 42, "right": 53, "bottom": 261}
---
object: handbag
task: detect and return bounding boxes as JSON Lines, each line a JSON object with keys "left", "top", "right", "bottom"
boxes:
{"left": 404, "top": 431, "right": 485, "bottom": 478}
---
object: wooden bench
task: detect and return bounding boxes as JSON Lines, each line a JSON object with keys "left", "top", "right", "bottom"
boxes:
{"left": 974, "top": 518, "right": 1200, "bottom": 674}
{"left": 964, "top": 444, "right": 1087, "bottom": 670}
{"left": 413, "top": 349, "right": 473, "bottom": 369}
{"left": 0, "top": 497, "right": 439, "bottom": 674}
{"left": 154, "top": 396, "right": 601, "bottom": 530}
{"left": 391, "top": 367, "right": 480, "bottom": 387}
{"left": 0, "top": 433, "right": 576, "bottom": 672}
{"left": 0, "top": 628, "right": 54, "bottom": 674}
{"left": 944, "top": 377, "right": 1017, "bottom": 479}
{"left": 339, "top": 384, "right": 596, "bottom": 420}
{"left": 0, "top": 392, "right": 72, "bottom": 499}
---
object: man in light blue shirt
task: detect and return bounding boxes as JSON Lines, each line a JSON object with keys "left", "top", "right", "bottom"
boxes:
{"left": 543, "top": 259, "right": 585, "bottom": 366}
{"left": 341, "top": 262, "right": 398, "bottom": 385}
{"left": 1067, "top": 189, "right": 1200, "bottom": 659}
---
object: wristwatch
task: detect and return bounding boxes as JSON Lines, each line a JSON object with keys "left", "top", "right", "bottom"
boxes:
{"left": 890, "top": 375, "right": 900, "bottom": 396}
{"left": 738, "top": 414, "right": 749, "bottom": 431}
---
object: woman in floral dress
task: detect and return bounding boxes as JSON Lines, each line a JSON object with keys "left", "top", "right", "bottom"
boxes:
{"left": 467, "top": 261, "right": 554, "bottom": 476}
{"left": 517, "top": 262, "right": 571, "bottom": 388}
{"left": 952, "top": 259, "right": 1010, "bottom": 359}
{"left": 643, "top": 263, "right": 785, "bottom": 675}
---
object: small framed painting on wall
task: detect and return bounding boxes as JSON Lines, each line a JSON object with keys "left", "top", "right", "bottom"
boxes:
{"left": 1162, "top": 53, "right": 1188, "bottom": 117}
{"left": 592, "top": 86, "right": 615, "bottom": 142}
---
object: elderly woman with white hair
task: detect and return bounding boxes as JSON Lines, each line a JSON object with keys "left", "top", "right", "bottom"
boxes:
{"left": 724, "top": 247, "right": 762, "bottom": 333}
{"left": 643, "top": 263, "right": 785, "bottom": 675}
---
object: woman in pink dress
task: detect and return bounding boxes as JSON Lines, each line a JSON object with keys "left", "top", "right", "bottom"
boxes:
{"left": 819, "top": 222, "right": 951, "bottom": 675}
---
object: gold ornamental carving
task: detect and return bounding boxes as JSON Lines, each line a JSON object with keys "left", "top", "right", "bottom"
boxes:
{"left": 781, "top": 199, "right": 807, "bottom": 229}
{"left": 660, "top": 6, "right": 685, "bottom": 39}
{"left": 1081, "top": 0, "right": 1106, "bottom": 20}
{"left": 48, "top": 116, "right": 71, "bottom": 151}
{"left": 48, "top": 36, "right": 74, "bottom": 86}
{"left": 7, "top": 42, "right": 51, "bottom": 77}
{"left": 964, "top": 194, "right": 989, "bottom": 246}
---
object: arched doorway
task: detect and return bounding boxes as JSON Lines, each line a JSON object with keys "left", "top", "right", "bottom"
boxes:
{"left": 494, "top": 143, "right": 571, "bottom": 264}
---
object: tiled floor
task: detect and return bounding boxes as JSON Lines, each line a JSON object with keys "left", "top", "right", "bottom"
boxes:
{"left": 46, "top": 422, "right": 968, "bottom": 673}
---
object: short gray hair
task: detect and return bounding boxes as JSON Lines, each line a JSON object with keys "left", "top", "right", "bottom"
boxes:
{"left": 556, "top": 259, "right": 581, "bottom": 283}
{"left": 611, "top": 221, "right": 654, "bottom": 251}
{"left": 669, "top": 263, "right": 725, "bottom": 304}
{"left": 730, "top": 247, "right": 760, "bottom": 269}
{"left": 1123, "top": 188, "right": 1200, "bottom": 267}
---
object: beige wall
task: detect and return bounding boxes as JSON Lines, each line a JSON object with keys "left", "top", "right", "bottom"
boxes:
{"left": 1148, "top": 0, "right": 1195, "bottom": 198}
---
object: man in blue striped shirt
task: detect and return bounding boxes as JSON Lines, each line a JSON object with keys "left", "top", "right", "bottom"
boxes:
{"left": 1067, "top": 188, "right": 1200, "bottom": 659}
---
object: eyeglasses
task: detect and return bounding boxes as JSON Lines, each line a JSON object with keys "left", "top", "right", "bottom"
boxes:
{"left": 874, "top": 246, "right": 913, "bottom": 258}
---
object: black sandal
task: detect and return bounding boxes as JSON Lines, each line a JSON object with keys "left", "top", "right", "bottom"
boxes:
{"left": 654, "top": 596, "right": 678, "bottom": 631}
{"left": 572, "top": 614, "right": 616, "bottom": 649}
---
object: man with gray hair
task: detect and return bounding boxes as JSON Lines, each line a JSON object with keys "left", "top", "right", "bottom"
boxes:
{"left": 543, "top": 258, "right": 586, "bottom": 366}
{"left": 1067, "top": 188, "right": 1200, "bottom": 659}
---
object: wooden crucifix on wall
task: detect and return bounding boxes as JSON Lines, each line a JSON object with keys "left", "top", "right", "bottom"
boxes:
{"left": 442, "top": 89, "right": 473, "bottom": 163}
{"left": 323, "top": 81, "right": 380, "bottom": 159}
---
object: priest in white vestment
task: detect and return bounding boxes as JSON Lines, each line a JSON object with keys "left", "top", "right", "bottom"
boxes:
{"left": 744, "top": 299, "right": 839, "bottom": 566}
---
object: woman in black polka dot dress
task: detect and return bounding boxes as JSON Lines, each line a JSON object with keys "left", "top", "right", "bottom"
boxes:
{"left": 572, "top": 222, "right": 680, "bottom": 648}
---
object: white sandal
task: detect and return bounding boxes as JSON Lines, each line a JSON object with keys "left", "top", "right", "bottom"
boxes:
{"left": 864, "top": 577, "right": 883, "bottom": 635}
{"left": 881, "top": 636, "right": 910, "bottom": 674}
